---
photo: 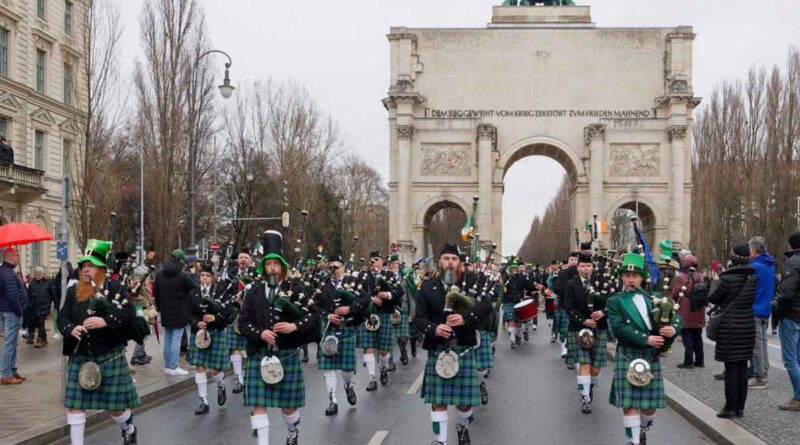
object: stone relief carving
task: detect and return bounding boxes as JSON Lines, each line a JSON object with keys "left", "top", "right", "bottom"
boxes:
{"left": 669, "top": 79, "right": 689, "bottom": 94}
{"left": 667, "top": 125, "right": 687, "bottom": 141}
{"left": 420, "top": 145, "right": 471, "bottom": 177}
{"left": 397, "top": 125, "right": 415, "bottom": 139}
{"left": 610, "top": 144, "right": 660, "bottom": 177}
{"left": 476, "top": 123, "right": 496, "bottom": 146}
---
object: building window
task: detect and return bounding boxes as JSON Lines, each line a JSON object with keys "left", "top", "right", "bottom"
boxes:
{"left": 37, "top": 0, "right": 46, "bottom": 20}
{"left": 31, "top": 241, "right": 42, "bottom": 268}
{"left": 0, "top": 117, "right": 6, "bottom": 139}
{"left": 63, "top": 63, "right": 72, "bottom": 104}
{"left": 34, "top": 130, "right": 44, "bottom": 170}
{"left": 64, "top": 1, "right": 72, "bottom": 35}
{"left": 62, "top": 139, "right": 70, "bottom": 177}
{"left": 36, "top": 49, "right": 46, "bottom": 94}
{"left": 0, "top": 28, "right": 8, "bottom": 77}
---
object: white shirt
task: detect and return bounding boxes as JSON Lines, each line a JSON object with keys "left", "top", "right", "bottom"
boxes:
{"left": 632, "top": 293, "right": 653, "bottom": 330}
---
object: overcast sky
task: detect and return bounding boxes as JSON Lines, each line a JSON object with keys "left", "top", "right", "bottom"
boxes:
{"left": 117, "top": 0, "right": 800, "bottom": 254}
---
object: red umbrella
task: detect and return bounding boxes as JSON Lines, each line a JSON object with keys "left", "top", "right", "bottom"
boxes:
{"left": 0, "top": 222, "right": 54, "bottom": 248}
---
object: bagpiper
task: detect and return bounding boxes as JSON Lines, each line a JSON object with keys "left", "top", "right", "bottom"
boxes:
{"left": 501, "top": 257, "right": 530, "bottom": 348}
{"left": 357, "top": 250, "right": 403, "bottom": 391}
{"left": 188, "top": 263, "right": 236, "bottom": 415}
{"left": 464, "top": 259, "right": 498, "bottom": 406}
{"left": 386, "top": 254, "right": 410, "bottom": 368}
{"left": 607, "top": 253, "right": 682, "bottom": 445}
{"left": 316, "top": 254, "right": 370, "bottom": 416}
{"left": 238, "top": 230, "right": 320, "bottom": 445}
{"left": 554, "top": 251, "right": 580, "bottom": 367}
{"left": 415, "top": 243, "right": 493, "bottom": 445}
{"left": 225, "top": 248, "right": 257, "bottom": 395}
{"left": 58, "top": 240, "right": 141, "bottom": 445}
{"left": 564, "top": 253, "right": 609, "bottom": 414}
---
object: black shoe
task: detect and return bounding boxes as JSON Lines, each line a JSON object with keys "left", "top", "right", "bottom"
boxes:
{"left": 677, "top": 363, "right": 694, "bottom": 369}
{"left": 301, "top": 354, "right": 309, "bottom": 364}
{"left": 366, "top": 379, "right": 378, "bottom": 391}
{"left": 567, "top": 363, "right": 575, "bottom": 370}
{"left": 772, "top": 329, "right": 778, "bottom": 335}
{"left": 457, "top": 424, "right": 471, "bottom": 445}
{"left": 491, "top": 344, "right": 496, "bottom": 356}
{"left": 345, "top": 382, "right": 357, "bottom": 405}
{"left": 195, "top": 401, "right": 210, "bottom": 415}
{"left": 232, "top": 380, "right": 243, "bottom": 394}
{"left": 735, "top": 409, "right": 744, "bottom": 418}
{"left": 550, "top": 335, "right": 557, "bottom": 344}
{"left": 510, "top": 342, "right": 517, "bottom": 350}
{"left": 122, "top": 426, "right": 138, "bottom": 445}
{"left": 716, "top": 409, "right": 736, "bottom": 418}
{"left": 217, "top": 383, "right": 227, "bottom": 406}
{"left": 640, "top": 428, "right": 647, "bottom": 445}
{"left": 380, "top": 367, "right": 389, "bottom": 385}
{"left": 410, "top": 341, "right": 417, "bottom": 358}
{"left": 479, "top": 382, "right": 489, "bottom": 405}
{"left": 325, "top": 401, "right": 338, "bottom": 416}
{"left": 694, "top": 363, "right": 705, "bottom": 368}
{"left": 713, "top": 372, "right": 725, "bottom": 381}
{"left": 143, "top": 356, "right": 152, "bottom": 363}
{"left": 581, "top": 396, "right": 592, "bottom": 414}
{"left": 515, "top": 335, "right": 522, "bottom": 346}
{"left": 286, "top": 429, "right": 298, "bottom": 445}
{"left": 129, "top": 357, "right": 147, "bottom": 366}
{"left": 400, "top": 347, "right": 409, "bottom": 366}
{"left": 523, "top": 330, "right": 530, "bottom": 342}
{"left": 388, "top": 361, "right": 397, "bottom": 372}
{"left": 589, "top": 385, "right": 594, "bottom": 402}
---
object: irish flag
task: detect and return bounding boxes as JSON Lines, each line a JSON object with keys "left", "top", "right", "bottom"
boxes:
{"left": 461, "top": 213, "right": 475, "bottom": 241}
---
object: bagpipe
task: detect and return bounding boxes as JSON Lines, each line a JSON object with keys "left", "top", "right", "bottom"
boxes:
{"left": 364, "top": 268, "right": 403, "bottom": 331}
{"left": 87, "top": 281, "right": 150, "bottom": 345}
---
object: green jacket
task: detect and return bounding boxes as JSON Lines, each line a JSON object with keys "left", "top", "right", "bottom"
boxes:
{"left": 607, "top": 289, "right": 682, "bottom": 350}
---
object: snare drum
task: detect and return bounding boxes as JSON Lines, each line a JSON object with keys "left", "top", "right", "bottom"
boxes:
{"left": 513, "top": 299, "right": 538, "bottom": 322}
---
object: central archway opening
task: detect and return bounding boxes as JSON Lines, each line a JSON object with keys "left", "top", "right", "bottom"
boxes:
{"left": 423, "top": 200, "right": 467, "bottom": 257}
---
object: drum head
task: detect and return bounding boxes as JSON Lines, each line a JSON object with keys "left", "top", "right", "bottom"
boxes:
{"left": 260, "top": 356, "right": 284, "bottom": 384}
{"left": 321, "top": 335, "right": 339, "bottom": 357}
{"left": 195, "top": 329, "right": 211, "bottom": 349}
{"left": 78, "top": 361, "right": 102, "bottom": 391}
{"left": 513, "top": 300, "right": 533, "bottom": 309}
{"left": 626, "top": 358, "right": 653, "bottom": 387}
{"left": 435, "top": 350, "right": 460, "bottom": 380}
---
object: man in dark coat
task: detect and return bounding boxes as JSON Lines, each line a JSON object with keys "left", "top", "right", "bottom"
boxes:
{"left": 26, "top": 266, "right": 55, "bottom": 348}
{"left": 154, "top": 249, "right": 199, "bottom": 376}
{"left": 0, "top": 248, "right": 26, "bottom": 384}
{"left": 776, "top": 232, "right": 800, "bottom": 411}
{"left": 0, "top": 137, "right": 14, "bottom": 165}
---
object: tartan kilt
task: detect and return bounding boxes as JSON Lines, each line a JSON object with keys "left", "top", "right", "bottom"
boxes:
{"left": 65, "top": 346, "right": 141, "bottom": 411}
{"left": 356, "top": 313, "right": 396, "bottom": 351}
{"left": 187, "top": 328, "right": 230, "bottom": 371}
{"left": 422, "top": 347, "right": 481, "bottom": 407}
{"left": 394, "top": 312, "right": 411, "bottom": 339}
{"left": 226, "top": 326, "right": 248, "bottom": 351}
{"left": 502, "top": 302, "right": 518, "bottom": 323}
{"left": 555, "top": 309, "right": 570, "bottom": 340}
{"left": 318, "top": 326, "right": 357, "bottom": 372}
{"left": 566, "top": 328, "right": 608, "bottom": 369}
{"left": 244, "top": 348, "right": 305, "bottom": 409}
{"left": 474, "top": 330, "right": 495, "bottom": 370}
{"left": 609, "top": 346, "right": 666, "bottom": 409}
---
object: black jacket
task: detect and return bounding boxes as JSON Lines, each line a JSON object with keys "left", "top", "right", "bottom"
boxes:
{"left": 27, "top": 278, "right": 56, "bottom": 317}
{"left": 153, "top": 259, "right": 199, "bottom": 328}
{"left": 503, "top": 273, "right": 532, "bottom": 305}
{"left": 238, "top": 279, "right": 321, "bottom": 354}
{"left": 564, "top": 276, "right": 608, "bottom": 331}
{"left": 776, "top": 249, "right": 800, "bottom": 323}
{"left": 366, "top": 270, "right": 403, "bottom": 314}
{"left": 0, "top": 141, "right": 13, "bottom": 164}
{"left": 315, "top": 277, "right": 370, "bottom": 327}
{"left": 708, "top": 265, "right": 756, "bottom": 363}
{"left": 555, "top": 265, "right": 578, "bottom": 309}
{"left": 57, "top": 282, "right": 134, "bottom": 356}
{"left": 189, "top": 283, "right": 235, "bottom": 332}
{"left": 413, "top": 279, "right": 493, "bottom": 351}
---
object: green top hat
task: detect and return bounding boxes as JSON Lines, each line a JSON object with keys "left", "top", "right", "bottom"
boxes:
{"left": 616, "top": 253, "right": 649, "bottom": 280}
{"left": 77, "top": 239, "right": 112, "bottom": 268}
{"left": 257, "top": 230, "right": 289, "bottom": 274}
{"left": 508, "top": 256, "right": 521, "bottom": 269}
{"left": 387, "top": 254, "right": 400, "bottom": 263}
{"left": 658, "top": 239, "right": 674, "bottom": 262}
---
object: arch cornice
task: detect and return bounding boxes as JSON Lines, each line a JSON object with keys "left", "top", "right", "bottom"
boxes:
{"left": 494, "top": 135, "right": 586, "bottom": 184}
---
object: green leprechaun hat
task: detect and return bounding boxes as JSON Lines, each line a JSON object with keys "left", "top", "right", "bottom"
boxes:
{"left": 256, "top": 230, "right": 289, "bottom": 275}
{"left": 508, "top": 256, "right": 521, "bottom": 269}
{"left": 658, "top": 239, "right": 674, "bottom": 262}
{"left": 616, "top": 253, "right": 649, "bottom": 280}
{"left": 77, "top": 239, "right": 112, "bottom": 268}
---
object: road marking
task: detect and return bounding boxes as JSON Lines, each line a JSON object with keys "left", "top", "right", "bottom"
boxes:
{"left": 407, "top": 370, "right": 425, "bottom": 395}
{"left": 367, "top": 430, "right": 389, "bottom": 445}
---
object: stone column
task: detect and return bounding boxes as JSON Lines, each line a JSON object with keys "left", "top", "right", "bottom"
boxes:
{"left": 667, "top": 125, "right": 687, "bottom": 244}
{"left": 396, "top": 124, "right": 415, "bottom": 244}
{"left": 586, "top": 124, "right": 605, "bottom": 225}
{"left": 477, "top": 124, "right": 496, "bottom": 242}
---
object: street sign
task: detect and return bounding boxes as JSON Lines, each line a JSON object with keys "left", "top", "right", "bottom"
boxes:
{"left": 282, "top": 211, "right": 290, "bottom": 228}
{"left": 210, "top": 242, "right": 220, "bottom": 251}
{"left": 56, "top": 241, "right": 68, "bottom": 261}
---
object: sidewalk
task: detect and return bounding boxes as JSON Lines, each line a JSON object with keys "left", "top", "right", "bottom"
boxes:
{"left": 0, "top": 325, "right": 193, "bottom": 445}
{"left": 658, "top": 336, "right": 798, "bottom": 445}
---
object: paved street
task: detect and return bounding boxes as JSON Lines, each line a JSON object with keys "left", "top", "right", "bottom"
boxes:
{"left": 77, "top": 324, "right": 709, "bottom": 445}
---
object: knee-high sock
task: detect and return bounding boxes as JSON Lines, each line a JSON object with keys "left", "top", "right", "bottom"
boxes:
{"left": 560, "top": 340, "right": 568, "bottom": 355}
{"left": 251, "top": 414, "right": 270, "bottom": 445}
{"left": 323, "top": 370, "right": 337, "bottom": 403}
{"left": 110, "top": 409, "right": 134, "bottom": 435}
{"left": 456, "top": 408, "right": 473, "bottom": 427}
{"left": 281, "top": 410, "right": 300, "bottom": 432}
{"left": 364, "top": 353, "right": 376, "bottom": 379}
{"left": 230, "top": 354, "right": 243, "bottom": 383}
{"left": 476, "top": 368, "right": 489, "bottom": 382}
{"left": 624, "top": 415, "right": 641, "bottom": 445}
{"left": 591, "top": 375, "right": 599, "bottom": 389}
{"left": 431, "top": 410, "right": 448, "bottom": 444}
{"left": 195, "top": 372, "right": 208, "bottom": 404}
{"left": 212, "top": 371, "right": 225, "bottom": 386}
{"left": 341, "top": 371, "right": 353, "bottom": 385}
{"left": 640, "top": 412, "right": 656, "bottom": 429}
{"left": 379, "top": 352, "right": 390, "bottom": 368}
{"left": 577, "top": 375, "right": 591, "bottom": 398}
{"left": 67, "top": 412, "right": 86, "bottom": 445}
{"left": 508, "top": 326, "right": 517, "bottom": 339}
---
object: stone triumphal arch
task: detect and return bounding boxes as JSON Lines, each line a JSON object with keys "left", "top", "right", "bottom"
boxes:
{"left": 385, "top": 4, "right": 699, "bottom": 260}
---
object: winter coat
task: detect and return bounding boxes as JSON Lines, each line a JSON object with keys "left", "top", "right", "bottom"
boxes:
{"left": 776, "top": 249, "right": 800, "bottom": 324}
{"left": 0, "top": 141, "right": 14, "bottom": 164}
{"left": 27, "top": 278, "right": 55, "bottom": 317}
{"left": 673, "top": 271, "right": 706, "bottom": 329}
{"left": 0, "top": 262, "right": 26, "bottom": 316}
{"left": 57, "top": 282, "right": 134, "bottom": 356}
{"left": 750, "top": 253, "right": 776, "bottom": 318}
{"left": 708, "top": 265, "right": 756, "bottom": 363}
{"left": 153, "top": 259, "right": 199, "bottom": 328}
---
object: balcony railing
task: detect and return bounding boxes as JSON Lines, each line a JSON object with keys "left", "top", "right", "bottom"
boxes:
{"left": 0, "top": 163, "right": 46, "bottom": 190}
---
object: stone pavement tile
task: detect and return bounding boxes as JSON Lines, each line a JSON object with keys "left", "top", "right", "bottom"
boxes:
{"left": 662, "top": 340, "right": 800, "bottom": 445}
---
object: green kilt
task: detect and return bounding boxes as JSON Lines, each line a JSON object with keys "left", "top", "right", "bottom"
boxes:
{"left": 566, "top": 328, "right": 608, "bottom": 369}
{"left": 318, "top": 326, "right": 357, "bottom": 372}
{"left": 555, "top": 309, "right": 570, "bottom": 340}
{"left": 227, "top": 326, "right": 248, "bottom": 351}
{"left": 609, "top": 346, "right": 665, "bottom": 409}
{"left": 422, "top": 347, "right": 481, "bottom": 407}
{"left": 244, "top": 348, "right": 305, "bottom": 409}
{"left": 65, "top": 346, "right": 141, "bottom": 411}
{"left": 394, "top": 312, "right": 411, "bottom": 339}
{"left": 502, "top": 302, "right": 518, "bottom": 323}
{"left": 356, "top": 313, "right": 396, "bottom": 351}
{"left": 188, "top": 328, "right": 230, "bottom": 371}
{"left": 474, "top": 330, "right": 495, "bottom": 370}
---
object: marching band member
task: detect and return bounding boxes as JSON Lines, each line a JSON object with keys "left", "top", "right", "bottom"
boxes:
{"left": 226, "top": 249, "right": 256, "bottom": 395}
{"left": 239, "top": 231, "right": 320, "bottom": 445}
{"left": 58, "top": 240, "right": 140, "bottom": 445}
{"left": 554, "top": 252, "right": 579, "bottom": 367}
{"left": 386, "top": 254, "right": 410, "bottom": 368}
{"left": 501, "top": 257, "right": 527, "bottom": 349}
{"left": 607, "top": 254, "right": 682, "bottom": 445}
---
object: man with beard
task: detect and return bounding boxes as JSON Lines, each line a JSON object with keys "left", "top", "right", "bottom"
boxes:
{"left": 415, "top": 244, "right": 493, "bottom": 445}
{"left": 239, "top": 231, "right": 319, "bottom": 445}
{"left": 58, "top": 240, "right": 140, "bottom": 445}
{"left": 226, "top": 248, "right": 256, "bottom": 394}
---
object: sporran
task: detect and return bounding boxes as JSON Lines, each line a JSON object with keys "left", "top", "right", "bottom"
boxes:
{"left": 195, "top": 329, "right": 211, "bottom": 350}
{"left": 78, "top": 361, "right": 102, "bottom": 391}
{"left": 435, "top": 350, "right": 460, "bottom": 379}
{"left": 260, "top": 355, "right": 284, "bottom": 384}
{"left": 626, "top": 358, "right": 654, "bottom": 387}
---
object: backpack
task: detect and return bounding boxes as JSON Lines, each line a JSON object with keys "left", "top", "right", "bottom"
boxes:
{"left": 687, "top": 274, "right": 709, "bottom": 312}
